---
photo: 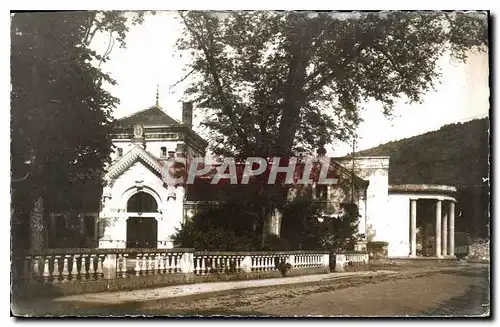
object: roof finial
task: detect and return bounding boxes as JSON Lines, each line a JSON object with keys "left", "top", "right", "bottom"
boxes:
{"left": 156, "top": 83, "right": 160, "bottom": 107}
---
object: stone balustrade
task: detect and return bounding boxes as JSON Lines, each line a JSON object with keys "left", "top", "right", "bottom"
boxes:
{"left": 14, "top": 249, "right": 330, "bottom": 288}
{"left": 16, "top": 248, "right": 193, "bottom": 285}
{"left": 344, "top": 252, "right": 369, "bottom": 264}
{"left": 334, "top": 251, "right": 369, "bottom": 272}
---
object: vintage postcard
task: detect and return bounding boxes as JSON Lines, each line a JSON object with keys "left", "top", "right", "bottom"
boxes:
{"left": 10, "top": 10, "right": 490, "bottom": 317}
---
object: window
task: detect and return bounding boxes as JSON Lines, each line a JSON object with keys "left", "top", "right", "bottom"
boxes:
{"left": 117, "top": 147, "right": 123, "bottom": 157}
{"left": 168, "top": 151, "right": 176, "bottom": 158}
{"left": 161, "top": 147, "right": 167, "bottom": 158}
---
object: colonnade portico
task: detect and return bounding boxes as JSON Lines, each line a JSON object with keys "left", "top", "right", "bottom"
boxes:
{"left": 389, "top": 184, "right": 457, "bottom": 259}
{"left": 409, "top": 197, "right": 456, "bottom": 258}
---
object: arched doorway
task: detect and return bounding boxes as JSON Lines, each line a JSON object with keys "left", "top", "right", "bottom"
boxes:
{"left": 126, "top": 192, "right": 158, "bottom": 248}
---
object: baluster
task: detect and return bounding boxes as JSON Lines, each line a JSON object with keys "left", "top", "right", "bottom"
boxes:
{"left": 170, "top": 254, "right": 175, "bottom": 273}
{"left": 71, "top": 255, "right": 79, "bottom": 280}
{"left": 267, "top": 256, "right": 271, "bottom": 271}
{"left": 236, "top": 257, "right": 241, "bottom": 272}
{"left": 147, "top": 253, "right": 153, "bottom": 274}
{"left": 152, "top": 254, "right": 158, "bottom": 274}
{"left": 80, "top": 255, "right": 88, "bottom": 280}
{"left": 88, "top": 254, "right": 95, "bottom": 280}
{"left": 142, "top": 253, "right": 149, "bottom": 274}
{"left": 210, "top": 256, "right": 217, "bottom": 274}
{"left": 159, "top": 254, "right": 165, "bottom": 274}
{"left": 194, "top": 256, "right": 200, "bottom": 275}
{"left": 52, "top": 256, "right": 60, "bottom": 283}
{"left": 200, "top": 256, "right": 206, "bottom": 275}
{"left": 213, "top": 256, "right": 218, "bottom": 273}
{"left": 225, "top": 257, "right": 230, "bottom": 273}
{"left": 121, "top": 254, "right": 128, "bottom": 278}
{"left": 23, "top": 256, "right": 31, "bottom": 281}
{"left": 158, "top": 254, "right": 163, "bottom": 274}
{"left": 135, "top": 254, "right": 141, "bottom": 276}
{"left": 165, "top": 253, "right": 172, "bottom": 274}
{"left": 61, "top": 256, "right": 70, "bottom": 282}
{"left": 149, "top": 254, "right": 154, "bottom": 274}
{"left": 32, "top": 256, "right": 41, "bottom": 281}
{"left": 42, "top": 256, "right": 51, "bottom": 282}
{"left": 96, "top": 255, "right": 104, "bottom": 279}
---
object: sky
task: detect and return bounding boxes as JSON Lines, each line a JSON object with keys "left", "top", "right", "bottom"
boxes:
{"left": 91, "top": 11, "right": 490, "bottom": 157}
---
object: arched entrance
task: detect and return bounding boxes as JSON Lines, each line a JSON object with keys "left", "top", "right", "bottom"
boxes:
{"left": 126, "top": 192, "right": 158, "bottom": 248}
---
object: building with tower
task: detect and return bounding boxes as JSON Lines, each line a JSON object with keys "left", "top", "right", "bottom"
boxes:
{"left": 91, "top": 94, "right": 458, "bottom": 258}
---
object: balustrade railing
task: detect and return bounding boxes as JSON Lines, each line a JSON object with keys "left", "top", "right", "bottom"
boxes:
{"left": 193, "top": 252, "right": 245, "bottom": 275}
{"left": 343, "top": 252, "right": 369, "bottom": 264}
{"left": 22, "top": 253, "right": 107, "bottom": 284}
{"left": 14, "top": 249, "right": 330, "bottom": 286}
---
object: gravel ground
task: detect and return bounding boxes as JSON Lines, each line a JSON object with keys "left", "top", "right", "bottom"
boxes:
{"left": 13, "top": 266, "right": 489, "bottom": 317}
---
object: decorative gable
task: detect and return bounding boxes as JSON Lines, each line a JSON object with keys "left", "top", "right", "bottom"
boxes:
{"left": 106, "top": 145, "right": 163, "bottom": 180}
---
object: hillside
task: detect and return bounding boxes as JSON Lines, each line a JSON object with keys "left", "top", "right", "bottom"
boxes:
{"left": 358, "top": 117, "right": 490, "bottom": 237}
{"left": 358, "top": 118, "right": 490, "bottom": 187}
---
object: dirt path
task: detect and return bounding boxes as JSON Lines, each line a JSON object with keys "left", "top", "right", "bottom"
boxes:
{"left": 135, "top": 268, "right": 490, "bottom": 317}
{"left": 13, "top": 267, "right": 489, "bottom": 317}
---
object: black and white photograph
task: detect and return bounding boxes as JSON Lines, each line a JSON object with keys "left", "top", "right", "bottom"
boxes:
{"left": 9, "top": 8, "right": 490, "bottom": 317}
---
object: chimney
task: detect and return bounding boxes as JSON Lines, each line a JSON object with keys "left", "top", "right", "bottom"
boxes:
{"left": 182, "top": 102, "right": 193, "bottom": 128}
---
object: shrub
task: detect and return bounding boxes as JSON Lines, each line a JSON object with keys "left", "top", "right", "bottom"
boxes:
{"left": 276, "top": 261, "right": 292, "bottom": 276}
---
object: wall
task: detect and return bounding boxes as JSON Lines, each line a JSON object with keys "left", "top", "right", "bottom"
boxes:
{"left": 337, "top": 157, "right": 390, "bottom": 243}
{"left": 387, "top": 194, "right": 410, "bottom": 257}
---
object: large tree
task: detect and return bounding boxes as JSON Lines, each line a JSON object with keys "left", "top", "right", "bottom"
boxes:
{"left": 177, "top": 11, "right": 487, "bottom": 158}
{"left": 174, "top": 11, "right": 487, "bottom": 245}
{"left": 10, "top": 11, "right": 145, "bottom": 250}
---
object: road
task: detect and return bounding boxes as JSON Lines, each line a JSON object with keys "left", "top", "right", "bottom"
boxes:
{"left": 13, "top": 266, "right": 490, "bottom": 317}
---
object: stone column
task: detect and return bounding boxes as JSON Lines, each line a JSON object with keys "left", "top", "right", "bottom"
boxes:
{"left": 410, "top": 199, "right": 417, "bottom": 257}
{"left": 435, "top": 199, "right": 442, "bottom": 257}
{"left": 442, "top": 205, "right": 448, "bottom": 256}
{"left": 449, "top": 201, "right": 455, "bottom": 256}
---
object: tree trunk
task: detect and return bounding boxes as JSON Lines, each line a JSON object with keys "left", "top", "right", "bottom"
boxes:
{"left": 29, "top": 196, "right": 45, "bottom": 250}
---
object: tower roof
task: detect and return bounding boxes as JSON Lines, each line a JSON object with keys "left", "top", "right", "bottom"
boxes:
{"left": 117, "top": 105, "right": 180, "bottom": 127}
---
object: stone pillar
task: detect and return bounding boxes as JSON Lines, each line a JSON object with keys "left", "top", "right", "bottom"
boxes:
{"left": 102, "top": 254, "right": 117, "bottom": 279}
{"left": 435, "top": 199, "right": 442, "bottom": 257}
{"left": 410, "top": 199, "right": 417, "bottom": 257}
{"left": 241, "top": 256, "right": 252, "bottom": 273}
{"left": 335, "top": 254, "right": 346, "bottom": 272}
{"left": 449, "top": 201, "right": 455, "bottom": 256}
{"left": 180, "top": 252, "right": 194, "bottom": 273}
{"left": 442, "top": 205, "right": 448, "bottom": 256}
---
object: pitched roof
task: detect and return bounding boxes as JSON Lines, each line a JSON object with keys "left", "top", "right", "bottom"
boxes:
{"left": 117, "top": 105, "right": 180, "bottom": 126}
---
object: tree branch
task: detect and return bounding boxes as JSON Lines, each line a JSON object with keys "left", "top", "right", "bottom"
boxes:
{"left": 180, "top": 12, "right": 252, "bottom": 154}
